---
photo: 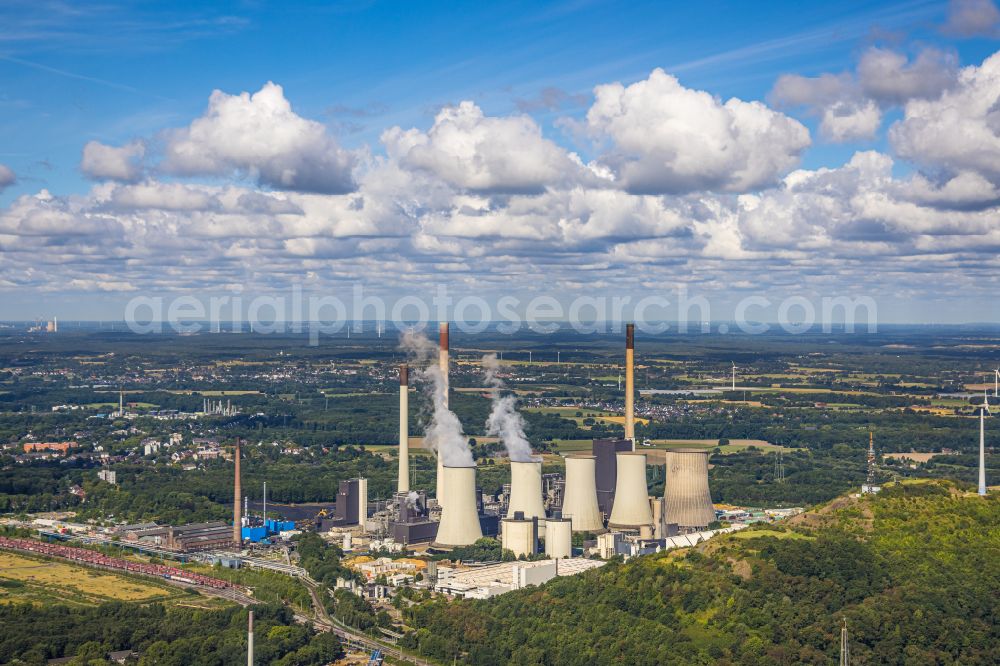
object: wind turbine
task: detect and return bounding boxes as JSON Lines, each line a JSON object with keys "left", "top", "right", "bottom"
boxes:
{"left": 978, "top": 385, "right": 991, "bottom": 497}
{"left": 994, "top": 368, "right": 998, "bottom": 397}
{"left": 731, "top": 362, "right": 736, "bottom": 391}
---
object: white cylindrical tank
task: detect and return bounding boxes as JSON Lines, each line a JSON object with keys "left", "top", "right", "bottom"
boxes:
{"left": 433, "top": 465, "right": 483, "bottom": 547}
{"left": 608, "top": 452, "right": 653, "bottom": 529}
{"left": 501, "top": 515, "right": 537, "bottom": 558}
{"left": 507, "top": 460, "right": 545, "bottom": 519}
{"left": 560, "top": 455, "right": 604, "bottom": 532}
{"left": 342, "top": 532, "right": 352, "bottom": 551}
{"left": 544, "top": 517, "right": 572, "bottom": 559}
{"left": 663, "top": 448, "right": 715, "bottom": 528}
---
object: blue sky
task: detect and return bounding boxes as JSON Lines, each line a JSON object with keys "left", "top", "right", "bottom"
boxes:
{"left": 1, "top": 0, "right": 1000, "bottom": 324}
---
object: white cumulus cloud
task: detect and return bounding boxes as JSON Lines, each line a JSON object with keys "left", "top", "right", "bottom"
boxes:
{"left": 161, "top": 81, "right": 357, "bottom": 194}
{"left": 889, "top": 51, "right": 1000, "bottom": 184}
{"left": 383, "top": 101, "right": 589, "bottom": 193}
{"left": 81, "top": 140, "right": 146, "bottom": 182}
{"left": 587, "top": 68, "right": 810, "bottom": 193}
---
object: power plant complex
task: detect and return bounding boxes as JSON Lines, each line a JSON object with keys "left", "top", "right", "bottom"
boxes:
{"left": 254, "top": 322, "right": 719, "bottom": 561}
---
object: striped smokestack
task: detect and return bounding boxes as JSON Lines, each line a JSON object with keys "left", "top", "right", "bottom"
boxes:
{"left": 625, "top": 323, "right": 635, "bottom": 448}
{"left": 233, "top": 439, "right": 242, "bottom": 546}
{"left": 398, "top": 363, "right": 410, "bottom": 493}
{"left": 437, "top": 323, "right": 449, "bottom": 508}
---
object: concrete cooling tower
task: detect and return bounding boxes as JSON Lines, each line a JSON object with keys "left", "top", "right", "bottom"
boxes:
{"left": 507, "top": 460, "right": 546, "bottom": 519}
{"left": 432, "top": 465, "right": 483, "bottom": 548}
{"left": 663, "top": 448, "right": 715, "bottom": 529}
{"left": 608, "top": 452, "right": 653, "bottom": 533}
{"left": 559, "top": 454, "right": 604, "bottom": 532}
{"left": 544, "top": 515, "right": 572, "bottom": 559}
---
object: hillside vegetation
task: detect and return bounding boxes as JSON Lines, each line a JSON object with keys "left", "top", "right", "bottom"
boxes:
{"left": 403, "top": 480, "right": 1000, "bottom": 665}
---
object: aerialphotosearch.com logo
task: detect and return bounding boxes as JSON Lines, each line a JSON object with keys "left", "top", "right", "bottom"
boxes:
{"left": 124, "top": 285, "right": 878, "bottom": 344}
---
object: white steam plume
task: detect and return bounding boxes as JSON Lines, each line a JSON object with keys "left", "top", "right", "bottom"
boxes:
{"left": 400, "top": 330, "right": 474, "bottom": 467}
{"left": 482, "top": 353, "right": 535, "bottom": 462}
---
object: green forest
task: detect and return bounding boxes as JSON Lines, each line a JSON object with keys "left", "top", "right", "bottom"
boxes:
{"left": 401, "top": 481, "right": 1000, "bottom": 665}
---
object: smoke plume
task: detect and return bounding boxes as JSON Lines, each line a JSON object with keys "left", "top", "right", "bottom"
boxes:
{"left": 482, "top": 353, "right": 535, "bottom": 462}
{"left": 400, "top": 330, "right": 474, "bottom": 467}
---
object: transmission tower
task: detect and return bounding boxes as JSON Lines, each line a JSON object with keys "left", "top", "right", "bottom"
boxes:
{"left": 774, "top": 450, "right": 785, "bottom": 483}
{"left": 866, "top": 430, "right": 877, "bottom": 486}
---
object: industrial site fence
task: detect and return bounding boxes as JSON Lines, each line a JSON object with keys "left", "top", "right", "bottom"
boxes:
{"left": 0, "top": 537, "right": 233, "bottom": 590}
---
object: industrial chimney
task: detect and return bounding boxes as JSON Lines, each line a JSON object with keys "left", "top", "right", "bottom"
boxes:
{"left": 608, "top": 452, "right": 653, "bottom": 533}
{"left": 398, "top": 363, "right": 409, "bottom": 493}
{"left": 436, "top": 322, "right": 449, "bottom": 509}
{"left": 247, "top": 610, "right": 254, "bottom": 666}
{"left": 432, "top": 465, "right": 483, "bottom": 548}
{"left": 663, "top": 448, "right": 715, "bottom": 529}
{"left": 560, "top": 454, "right": 604, "bottom": 532}
{"left": 232, "top": 439, "right": 242, "bottom": 546}
{"left": 625, "top": 323, "right": 635, "bottom": 448}
{"left": 507, "top": 460, "right": 546, "bottom": 519}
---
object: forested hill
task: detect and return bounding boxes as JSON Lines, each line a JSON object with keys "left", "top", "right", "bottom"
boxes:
{"left": 402, "top": 481, "right": 1000, "bottom": 665}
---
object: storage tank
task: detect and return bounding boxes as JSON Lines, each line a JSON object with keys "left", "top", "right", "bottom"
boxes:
{"left": 608, "top": 452, "right": 653, "bottom": 531}
{"left": 663, "top": 448, "right": 715, "bottom": 529}
{"left": 432, "top": 465, "right": 483, "bottom": 548}
{"left": 559, "top": 454, "right": 604, "bottom": 532}
{"left": 501, "top": 512, "right": 537, "bottom": 558}
{"left": 544, "top": 515, "right": 572, "bottom": 559}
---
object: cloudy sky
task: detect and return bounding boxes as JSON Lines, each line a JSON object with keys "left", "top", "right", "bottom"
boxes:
{"left": 1, "top": 0, "right": 1000, "bottom": 324}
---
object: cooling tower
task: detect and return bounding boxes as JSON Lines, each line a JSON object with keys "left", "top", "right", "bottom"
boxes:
{"left": 560, "top": 454, "right": 604, "bottom": 532}
{"left": 398, "top": 363, "right": 409, "bottom": 493}
{"left": 507, "top": 460, "right": 546, "bottom": 519}
{"left": 436, "top": 323, "right": 449, "bottom": 509}
{"left": 663, "top": 448, "right": 715, "bottom": 528}
{"left": 232, "top": 439, "right": 242, "bottom": 545}
{"left": 501, "top": 513, "right": 537, "bottom": 558}
{"left": 432, "top": 465, "right": 482, "bottom": 548}
{"left": 608, "top": 452, "right": 653, "bottom": 530}
{"left": 544, "top": 516, "right": 572, "bottom": 559}
{"left": 625, "top": 323, "right": 635, "bottom": 448}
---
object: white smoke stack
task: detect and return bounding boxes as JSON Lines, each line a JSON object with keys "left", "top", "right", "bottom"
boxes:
{"left": 544, "top": 517, "right": 572, "bottom": 559}
{"left": 663, "top": 448, "right": 715, "bottom": 528}
{"left": 507, "top": 460, "right": 545, "bottom": 519}
{"left": 560, "top": 454, "right": 604, "bottom": 532}
{"left": 608, "top": 452, "right": 653, "bottom": 530}
{"left": 247, "top": 610, "right": 254, "bottom": 666}
{"left": 398, "top": 363, "right": 410, "bottom": 493}
{"left": 400, "top": 328, "right": 473, "bottom": 510}
{"left": 433, "top": 465, "right": 483, "bottom": 547}
{"left": 483, "top": 353, "right": 534, "bottom": 462}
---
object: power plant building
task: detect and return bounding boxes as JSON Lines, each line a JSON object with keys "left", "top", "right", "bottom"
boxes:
{"left": 501, "top": 512, "right": 538, "bottom": 558}
{"left": 593, "top": 438, "right": 632, "bottom": 518}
